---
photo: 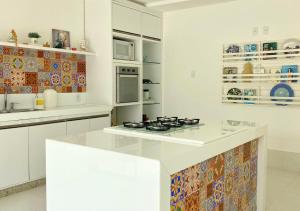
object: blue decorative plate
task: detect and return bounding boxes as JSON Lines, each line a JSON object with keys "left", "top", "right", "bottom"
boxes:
{"left": 270, "top": 83, "right": 294, "bottom": 106}
{"left": 244, "top": 44, "right": 257, "bottom": 52}
{"left": 281, "top": 65, "right": 298, "bottom": 83}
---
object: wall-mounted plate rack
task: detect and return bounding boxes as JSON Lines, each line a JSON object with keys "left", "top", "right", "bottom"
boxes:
{"left": 222, "top": 38, "right": 300, "bottom": 106}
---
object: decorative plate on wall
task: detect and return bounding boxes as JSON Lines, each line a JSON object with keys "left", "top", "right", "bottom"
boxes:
{"left": 281, "top": 65, "right": 298, "bottom": 83}
{"left": 227, "top": 88, "right": 242, "bottom": 101}
{"left": 283, "top": 39, "right": 300, "bottom": 58}
{"left": 242, "top": 62, "right": 254, "bottom": 82}
{"left": 270, "top": 83, "right": 294, "bottom": 106}
{"left": 244, "top": 44, "right": 258, "bottom": 52}
{"left": 225, "top": 45, "right": 240, "bottom": 54}
{"left": 223, "top": 67, "right": 238, "bottom": 83}
{"left": 263, "top": 42, "right": 278, "bottom": 60}
{"left": 244, "top": 44, "right": 258, "bottom": 61}
{"left": 244, "top": 89, "right": 257, "bottom": 104}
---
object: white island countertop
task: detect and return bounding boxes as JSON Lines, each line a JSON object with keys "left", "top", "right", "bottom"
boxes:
{"left": 104, "top": 120, "right": 265, "bottom": 147}
{"left": 50, "top": 120, "right": 267, "bottom": 174}
{"left": 0, "top": 104, "right": 112, "bottom": 128}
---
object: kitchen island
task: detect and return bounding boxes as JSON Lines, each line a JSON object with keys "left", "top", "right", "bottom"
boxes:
{"left": 46, "top": 120, "right": 267, "bottom": 211}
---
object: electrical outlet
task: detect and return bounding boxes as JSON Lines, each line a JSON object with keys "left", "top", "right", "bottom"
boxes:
{"left": 263, "top": 26, "right": 270, "bottom": 35}
{"left": 190, "top": 70, "right": 196, "bottom": 79}
{"left": 252, "top": 27, "right": 259, "bottom": 36}
{"left": 76, "top": 94, "right": 81, "bottom": 102}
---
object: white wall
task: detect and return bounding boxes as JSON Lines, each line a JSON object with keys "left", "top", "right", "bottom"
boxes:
{"left": 85, "top": 0, "right": 113, "bottom": 106}
{"left": 0, "top": 0, "right": 85, "bottom": 48}
{"left": 163, "top": 0, "right": 300, "bottom": 153}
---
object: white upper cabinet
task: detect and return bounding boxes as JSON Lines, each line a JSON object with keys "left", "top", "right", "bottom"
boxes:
{"left": 112, "top": 3, "right": 141, "bottom": 35}
{"left": 142, "top": 13, "right": 162, "bottom": 39}
{"left": 0, "top": 128, "right": 29, "bottom": 189}
{"left": 29, "top": 122, "right": 66, "bottom": 181}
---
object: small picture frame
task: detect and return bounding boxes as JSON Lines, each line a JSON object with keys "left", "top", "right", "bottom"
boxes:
{"left": 52, "top": 29, "right": 70, "bottom": 49}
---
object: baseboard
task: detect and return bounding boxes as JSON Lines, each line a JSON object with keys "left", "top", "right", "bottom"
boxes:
{"left": 0, "top": 178, "right": 46, "bottom": 199}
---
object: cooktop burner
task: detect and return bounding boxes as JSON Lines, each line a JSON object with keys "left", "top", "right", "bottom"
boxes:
{"left": 146, "top": 122, "right": 171, "bottom": 131}
{"left": 123, "top": 117, "right": 200, "bottom": 132}
{"left": 123, "top": 122, "right": 145, "bottom": 128}
{"left": 178, "top": 118, "right": 200, "bottom": 125}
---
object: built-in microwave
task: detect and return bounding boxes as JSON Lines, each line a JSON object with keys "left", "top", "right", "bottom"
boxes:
{"left": 113, "top": 39, "right": 135, "bottom": 61}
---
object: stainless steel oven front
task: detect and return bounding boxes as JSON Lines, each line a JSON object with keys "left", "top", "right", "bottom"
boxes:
{"left": 116, "top": 66, "right": 139, "bottom": 103}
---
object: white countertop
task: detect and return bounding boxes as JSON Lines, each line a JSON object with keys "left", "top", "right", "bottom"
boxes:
{"left": 50, "top": 120, "right": 267, "bottom": 174}
{"left": 104, "top": 120, "right": 259, "bottom": 146}
{"left": 0, "top": 104, "right": 112, "bottom": 127}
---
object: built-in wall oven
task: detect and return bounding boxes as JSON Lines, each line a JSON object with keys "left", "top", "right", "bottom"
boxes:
{"left": 116, "top": 66, "right": 139, "bottom": 104}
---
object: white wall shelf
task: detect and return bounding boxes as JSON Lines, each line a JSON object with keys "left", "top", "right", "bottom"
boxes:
{"left": 114, "top": 102, "right": 142, "bottom": 107}
{"left": 143, "top": 100, "right": 160, "bottom": 105}
{"left": 222, "top": 38, "right": 300, "bottom": 107}
{"left": 113, "top": 59, "right": 142, "bottom": 65}
{"left": 143, "top": 83, "right": 161, "bottom": 85}
{"left": 0, "top": 41, "right": 96, "bottom": 56}
{"left": 143, "top": 62, "right": 161, "bottom": 65}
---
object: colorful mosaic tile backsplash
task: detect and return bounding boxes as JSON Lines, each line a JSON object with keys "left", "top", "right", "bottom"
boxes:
{"left": 171, "top": 140, "right": 258, "bottom": 211}
{"left": 0, "top": 46, "right": 86, "bottom": 94}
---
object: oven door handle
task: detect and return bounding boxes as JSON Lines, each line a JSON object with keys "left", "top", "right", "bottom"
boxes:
{"left": 119, "top": 75, "right": 138, "bottom": 78}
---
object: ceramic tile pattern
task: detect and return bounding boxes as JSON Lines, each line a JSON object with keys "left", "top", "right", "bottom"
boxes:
{"left": 0, "top": 45, "right": 86, "bottom": 94}
{"left": 171, "top": 139, "right": 258, "bottom": 211}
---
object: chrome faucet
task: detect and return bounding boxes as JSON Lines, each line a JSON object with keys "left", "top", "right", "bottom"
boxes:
{"left": 3, "top": 86, "right": 8, "bottom": 112}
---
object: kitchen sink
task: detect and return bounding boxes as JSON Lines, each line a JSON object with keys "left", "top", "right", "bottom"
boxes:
{"left": 0, "top": 109, "right": 42, "bottom": 114}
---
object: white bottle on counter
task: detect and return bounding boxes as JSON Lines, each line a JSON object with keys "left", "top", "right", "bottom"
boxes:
{"left": 44, "top": 89, "right": 58, "bottom": 109}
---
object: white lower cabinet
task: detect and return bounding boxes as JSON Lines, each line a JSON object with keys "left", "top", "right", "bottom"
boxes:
{"left": 0, "top": 128, "right": 29, "bottom": 189}
{"left": 90, "top": 116, "right": 110, "bottom": 131}
{"left": 67, "top": 119, "right": 90, "bottom": 136}
{"left": 0, "top": 115, "right": 111, "bottom": 190}
{"left": 28, "top": 122, "right": 66, "bottom": 181}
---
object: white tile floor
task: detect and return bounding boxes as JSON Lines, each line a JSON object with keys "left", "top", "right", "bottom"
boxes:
{"left": 0, "top": 168, "right": 299, "bottom": 211}
{"left": 0, "top": 185, "right": 46, "bottom": 211}
{"left": 266, "top": 168, "right": 300, "bottom": 211}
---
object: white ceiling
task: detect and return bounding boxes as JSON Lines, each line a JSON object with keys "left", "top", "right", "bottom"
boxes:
{"left": 130, "top": 0, "right": 238, "bottom": 11}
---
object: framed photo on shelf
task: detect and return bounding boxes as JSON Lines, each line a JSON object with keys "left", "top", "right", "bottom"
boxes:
{"left": 52, "top": 29, "right": 70, "bottom": 49}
